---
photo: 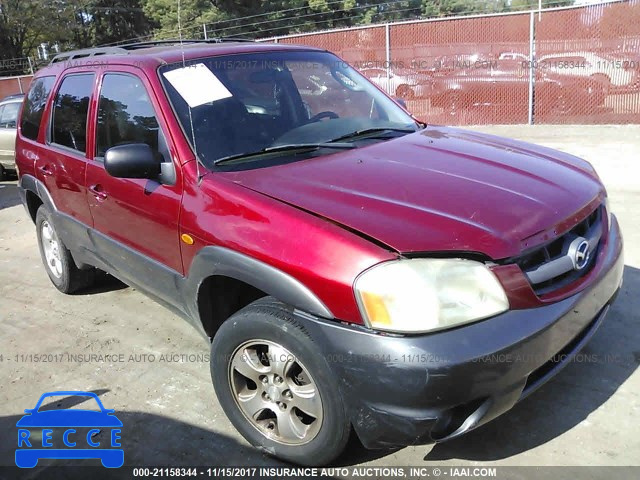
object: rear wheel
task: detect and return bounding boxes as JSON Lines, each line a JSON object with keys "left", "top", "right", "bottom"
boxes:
{"left": 35, "top": 206, "right": 95, "bottom": 293}
{"left": 210, "top": 297, "right": 350, "bottom": 465}
{"left": 0, "top": 165, "right": 5, "bottom": 181}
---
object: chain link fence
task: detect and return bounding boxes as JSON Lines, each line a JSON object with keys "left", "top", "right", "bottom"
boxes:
{"left": 0, "top": 75, "right": 33, "bottom": 100}
{"left": 0, "top": 55, "right": 37, "bottom": 100}
{"left": 2, "top": 1, "right": 639, "bottom": 125}
{"left": 273, "top": 0, "right": 640, "bottom": 125}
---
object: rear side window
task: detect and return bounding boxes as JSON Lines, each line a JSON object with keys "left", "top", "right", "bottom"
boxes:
{"left": 0, "top": 102, "right": 20, "bottom": 128}
{"left": 51, "top": 74, "right": 95, "bottom": 154}
{"left": 20, "top": 76, "right": 55, "bottom": 140}
{"left": 96, "top": 73, "right": 162, "bottom": 158}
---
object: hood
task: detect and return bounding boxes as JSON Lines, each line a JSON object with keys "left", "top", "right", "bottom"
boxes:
{"left": 222, "top": 126, "right": 604, "bottom": 259}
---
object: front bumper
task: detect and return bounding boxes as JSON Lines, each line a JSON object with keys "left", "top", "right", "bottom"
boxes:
{"left": 297, "top": 216, "right": 624, "bottom": 449}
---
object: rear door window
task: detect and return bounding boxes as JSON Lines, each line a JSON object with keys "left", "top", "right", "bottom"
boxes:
{"left": 20, "top": 76, "right": 55, "bottom": 140}
{"left": 50, "top": 74, "right": 95, "bottom": 154}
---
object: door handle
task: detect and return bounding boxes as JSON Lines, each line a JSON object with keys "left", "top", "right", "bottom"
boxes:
{"left": 38, "top": 164, "right": 53, "bottom": 177}
{"left": 88, "top": 184, "right": 108, "bottom": 201}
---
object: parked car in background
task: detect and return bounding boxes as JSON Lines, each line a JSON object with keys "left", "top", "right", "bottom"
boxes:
{"left": 359, "top": 67, "right": 432, "bottom": 99}
{"left": 0, "top": 93, "right": 23, "bottom": 179}
{"left": 604, "top": 51, "right": 640, "bottom": 93}
{"left": 537, "top": 52, "right": 635, "bottom": 91}
{"left": 498, "top": 52, "right": 529, "bottom": 62}
{"left": 2, "top": 93, "right": 26, "bottom": 102}
{"left": 431, "top": 53, "right": 497, "bottom": 73}
{"left": 430, "top": 59, "right": 606, "bottom": 118}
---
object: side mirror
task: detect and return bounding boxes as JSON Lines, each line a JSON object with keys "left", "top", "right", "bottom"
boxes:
{"left": 394, "top": 97, "right": 408, "bottom": 109}
{"left": 104, "top": 144, "right": 160, "bottom": 180}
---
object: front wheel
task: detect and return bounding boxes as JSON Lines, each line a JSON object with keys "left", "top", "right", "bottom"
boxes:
{"left": 210, "top": 297, "right": 350, "bottom": 465}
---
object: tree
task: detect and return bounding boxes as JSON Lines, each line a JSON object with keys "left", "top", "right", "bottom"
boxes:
{"left": 0, "top": 0, "right": 60, "bottom": 73}
{"left": 144, "top": 0, "right": 225, "bottom": 39}
{"left": 88, "top": 1, "right": 156, "bottom": 46}
{"left": 142, "top": 1, "right": 427, "bottom": 39}
{"left": 0, "top": 0, "right": 157, "bottom": 75}
{"left": 421, "top": 0, "right": 510, "bottom": 17}
{"left": 509, "top": 0, "right": 574, "bottom": 11}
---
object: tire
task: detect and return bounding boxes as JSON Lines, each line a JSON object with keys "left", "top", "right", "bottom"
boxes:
{"left": 395, "top": 84, "right": 415, "bottom": 100}
{"left": 591, "top": 73, "right": 611, "bottom": 92}
{"left": 35, "top": 205, "right": 95, "bottom": 293}
{"left": 210, "top": 297, "right": 350, "bottom": 466}
{"left": 445, "top": 91, "right": 462, "bottom": 115}
{"left": 0, "top": 165, "right": 5, "bottom": 181}
{"left": 551, "top": 88, "right": 576, "bottom": 115}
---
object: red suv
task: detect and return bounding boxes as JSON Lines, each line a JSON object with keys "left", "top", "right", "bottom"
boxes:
{"left": 16, "top": 40, "right": 623, "bottom": 465}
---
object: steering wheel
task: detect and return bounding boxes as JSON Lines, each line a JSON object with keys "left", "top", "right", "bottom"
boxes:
{"left": 308, "top": 111, "right": 339, "bottom": 122}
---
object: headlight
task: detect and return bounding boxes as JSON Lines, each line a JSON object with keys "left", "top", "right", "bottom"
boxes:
{"left": 354, "top": 258, "right": 509, "bottom": 334}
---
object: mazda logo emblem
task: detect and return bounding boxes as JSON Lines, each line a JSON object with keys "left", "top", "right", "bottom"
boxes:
{"left": 574, "top": 240, "right": 590, "bottom": 270}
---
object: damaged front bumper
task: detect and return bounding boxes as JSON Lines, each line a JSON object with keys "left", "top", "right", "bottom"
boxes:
{"left": 295, "top": 216, "right": 623, "bottom": 449}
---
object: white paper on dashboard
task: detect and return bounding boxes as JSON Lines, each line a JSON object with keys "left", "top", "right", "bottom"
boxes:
{"left": 162, "top": 63, "right": 232, "bottom": 107}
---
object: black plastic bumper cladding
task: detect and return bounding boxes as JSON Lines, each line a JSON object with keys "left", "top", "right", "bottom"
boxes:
{"left": 293, "top": 218, "right": 623, "bottom": 449}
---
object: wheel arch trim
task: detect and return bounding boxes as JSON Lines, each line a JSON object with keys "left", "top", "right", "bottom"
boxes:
{"left": 187, "top": 246, "right": 334, "bottom": 321}
{"left": 19, "top": 174, "right": 58, "bottom": 214}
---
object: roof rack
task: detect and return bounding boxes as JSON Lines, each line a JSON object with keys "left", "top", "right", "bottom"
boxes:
{"left": 50, "top": 38, "right": 256, "bottom": 64}
{"left": 50, "top": 47, "right": 128, "bottom": 63}
{"left": 118, "top": 38, "right": 256, "bottom": 49}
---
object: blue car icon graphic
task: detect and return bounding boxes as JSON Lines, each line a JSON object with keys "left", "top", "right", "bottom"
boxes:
{"left": 16, "top": 391, "right": 123, "bottom": 468}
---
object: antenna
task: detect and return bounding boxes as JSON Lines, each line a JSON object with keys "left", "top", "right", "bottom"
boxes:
{"left": 177, "top": 0, "right": 204, "bottom": 184}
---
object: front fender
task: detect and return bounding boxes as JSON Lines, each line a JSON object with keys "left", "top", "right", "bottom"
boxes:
{"left": 182, "top": 246, "right": 334, "bottom": 327}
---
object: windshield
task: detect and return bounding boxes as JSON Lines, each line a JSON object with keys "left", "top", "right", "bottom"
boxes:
{"left": 159, "top": 50, "right": 419, "bottom": 169}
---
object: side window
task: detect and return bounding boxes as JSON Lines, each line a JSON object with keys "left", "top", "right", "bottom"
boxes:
{"left": 96, "top": 73, "right": 164, "bottom": 158}
{"left": 20, "top": 76, "right": 55, "bottom": 141}
{"left": 51, "top": 74, "right": 95, "bottom": 153}
{"left": 0, "top": 102, "right": 20, "bottom": 128}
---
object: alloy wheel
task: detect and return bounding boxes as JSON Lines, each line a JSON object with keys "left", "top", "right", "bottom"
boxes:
{"left": 41, "top": 220, "right": 63, "bottom": 278}
{"left": 229, "top": 340, "right": 323, "bottom": 445}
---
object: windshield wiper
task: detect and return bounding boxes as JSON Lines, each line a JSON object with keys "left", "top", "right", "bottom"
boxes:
{"left": 329, "top": 127, "right": 417, "bottom": 143}
{"left": 213, "top": 142, "right": 356, "bottom": 166}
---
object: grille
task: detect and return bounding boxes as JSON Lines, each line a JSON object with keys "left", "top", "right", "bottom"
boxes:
{"left": 513, "top": 205, "right": 603, "bottom": 296}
